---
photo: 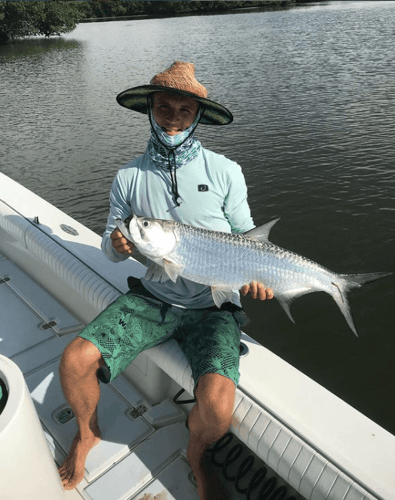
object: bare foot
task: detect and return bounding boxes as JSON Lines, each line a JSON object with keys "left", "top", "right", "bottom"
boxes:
{"left": 58, "top": 430, "right": 101, "bottom": 490}
{"left": 204, "top": 455, "right": 231, "bottom": 500}
{"left": 187, "top": 448, "right": 230, "bottom": 500}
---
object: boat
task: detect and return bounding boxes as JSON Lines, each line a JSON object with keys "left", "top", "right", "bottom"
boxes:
{"left": 0, "top": 171, "right": 394, "bottom": 500}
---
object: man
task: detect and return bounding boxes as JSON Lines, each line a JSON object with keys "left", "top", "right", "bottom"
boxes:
{"left": 58, "top": 61, "right": 273, "bottom": 499}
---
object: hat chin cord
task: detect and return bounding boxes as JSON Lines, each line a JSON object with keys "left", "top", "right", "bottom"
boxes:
{"left": 147, "top": 97, "right": 205, "bottom": 207}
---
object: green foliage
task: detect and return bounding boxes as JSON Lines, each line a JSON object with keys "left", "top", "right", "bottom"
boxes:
{"left": 81, "top": 1, "right": 292, "bottom": 19}
{"left": 0, "top": 1, "right": 86, "bottom": 43}
{"left": 0, "top": 0, "right": 293, "bottom": 43}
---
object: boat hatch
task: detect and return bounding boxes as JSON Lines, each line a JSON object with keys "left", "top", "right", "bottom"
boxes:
{"left": 0, "top": 252, "right": 83, "bottom": 340}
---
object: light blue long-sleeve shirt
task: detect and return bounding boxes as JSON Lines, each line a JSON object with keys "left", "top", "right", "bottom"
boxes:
{"left": 102, "top": 147, "right": 254, "bottom": 308}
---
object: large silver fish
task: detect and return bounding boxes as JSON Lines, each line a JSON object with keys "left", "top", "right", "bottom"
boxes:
{"left": 116, "top": 214, "right": 391, "bottom": 336}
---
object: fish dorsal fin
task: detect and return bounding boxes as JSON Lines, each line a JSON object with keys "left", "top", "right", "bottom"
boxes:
{"left": 244, "top": 217, "right": 280, "bottom": 243}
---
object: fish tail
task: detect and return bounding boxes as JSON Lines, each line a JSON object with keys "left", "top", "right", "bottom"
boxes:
{"left": 341, "top": 271, "right": 393, "bottom": 288}
{"left": 332, "top": 271, "right": 392, "bottom": 337}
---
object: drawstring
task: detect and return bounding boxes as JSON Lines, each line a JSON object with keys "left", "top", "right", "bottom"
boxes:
{"left": 168, "top": 151, "right": 181, "bottom": 206}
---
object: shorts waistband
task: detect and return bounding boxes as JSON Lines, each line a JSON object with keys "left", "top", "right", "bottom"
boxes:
{"left": 126, "top": 276, "right": 249, "bottom": 327}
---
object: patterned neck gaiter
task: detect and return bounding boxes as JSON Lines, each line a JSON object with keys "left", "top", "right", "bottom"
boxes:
{"left": 146, "top": 100, "right": 203, "bottom": 206}
{"left": 146, "top": 105, "right": 203, "bottom": 170}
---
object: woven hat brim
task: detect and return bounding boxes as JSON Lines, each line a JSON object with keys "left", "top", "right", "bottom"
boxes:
{"left": 116, "top": 85, "right": 233, "bottom": 126}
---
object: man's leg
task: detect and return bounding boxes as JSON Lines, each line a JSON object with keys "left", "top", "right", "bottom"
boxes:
{"left": 187, "top": 373, "right": 235, "bottom": 500}
{"left": 58, "top": 337, "right": 104, "bottom": 490}
{"left": 58, "top": 286, "right": 182, "bottom": 490}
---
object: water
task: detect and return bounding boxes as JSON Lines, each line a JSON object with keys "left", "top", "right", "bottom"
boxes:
{"left": 1, "top": 1, "right": 394, "bottom": 434}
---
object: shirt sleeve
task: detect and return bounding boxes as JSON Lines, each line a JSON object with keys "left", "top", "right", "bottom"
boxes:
{"left": 223, "top": 163, "right": 255, "bottom": 234}
{"left": 101, "top": 169, "right": 133, "bottom": 263}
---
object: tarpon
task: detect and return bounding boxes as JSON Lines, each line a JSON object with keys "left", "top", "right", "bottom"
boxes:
{"left": 116, "top": 214, "right": 391, "bottom": 336}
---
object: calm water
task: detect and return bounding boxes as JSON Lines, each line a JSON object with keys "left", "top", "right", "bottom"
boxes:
{"left": 1, "top": 1, "right": 394, "bottom": 433}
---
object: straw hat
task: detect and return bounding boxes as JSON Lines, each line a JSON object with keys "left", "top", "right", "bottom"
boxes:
{"left": 116, "top": 61, "right": 233, "bottom": 126}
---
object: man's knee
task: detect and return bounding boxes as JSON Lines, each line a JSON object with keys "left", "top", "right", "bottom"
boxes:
{"left": 60, "top": 337, "right": 104, "bottom": 377}
{"left": 195, "top": 374, "right": 236, "bottom": 431}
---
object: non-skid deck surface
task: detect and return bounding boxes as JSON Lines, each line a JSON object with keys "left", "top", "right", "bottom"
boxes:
{"left": 0, "top": 252, "right": 198, "bottom": 500}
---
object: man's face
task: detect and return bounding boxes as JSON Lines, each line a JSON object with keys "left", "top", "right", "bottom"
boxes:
{"left": 152, "top": 92, "right": 199, "bottom": 136}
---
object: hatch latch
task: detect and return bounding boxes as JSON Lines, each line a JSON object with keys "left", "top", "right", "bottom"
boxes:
{"left": 40, "top": 320, "right": 57, "bottom": 330}
{"left": 127, "top": 404, "right": 148, "bottom": 420}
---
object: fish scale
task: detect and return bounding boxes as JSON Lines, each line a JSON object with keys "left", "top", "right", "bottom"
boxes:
{"left": 116, "top": 215, "right": 392, "bottom": 336}
{"left": 175, "top": 225, "right": 324, "bottom": 292}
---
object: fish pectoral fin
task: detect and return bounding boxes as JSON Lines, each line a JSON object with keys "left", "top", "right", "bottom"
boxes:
{"left": 244, "top": 217, "right": 280, "bottom": 243}
{"left": 211, "top": 287, "right": 237, "bottom": 308}
{"left": 145, "top": 262, "right": 170, "bottom": 283}
{"left": 145, "top": 259, "right": 183, "bottom": 283}
{"left": 162, "top": 258, "right": 184, "bottom": 283}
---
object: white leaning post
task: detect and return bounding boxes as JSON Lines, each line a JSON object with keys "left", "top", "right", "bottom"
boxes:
{"left": 0, "top": 354, "right": 65, "bottom": 500}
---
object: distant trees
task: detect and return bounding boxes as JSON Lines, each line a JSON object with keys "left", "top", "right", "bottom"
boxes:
{"left": 0, "top": 1, "right": 86, "bottom": 43}
{"left": 80, "top": 1, "right": 292, "bottom": 19}
{"left": 0, "top": 1, "right": 293, "bottom": 44}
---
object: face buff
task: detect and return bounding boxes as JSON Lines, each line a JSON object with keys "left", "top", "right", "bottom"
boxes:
{"left": 146, "top": 101, "right": 203, "bottom": 206}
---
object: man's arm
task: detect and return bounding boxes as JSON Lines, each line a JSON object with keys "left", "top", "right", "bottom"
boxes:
{"left": 101, "top": 169, "right": 135, "bottom": 262}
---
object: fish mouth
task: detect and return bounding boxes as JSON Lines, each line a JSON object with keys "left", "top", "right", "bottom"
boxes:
{"left": 124, "top": 213, "right": 134, "bottom": 226}
{"left": 115, "top": 218, "right": 132, "bottom": 241}
{"left": 116, "top": 213, "right": 139, "bottom": 242}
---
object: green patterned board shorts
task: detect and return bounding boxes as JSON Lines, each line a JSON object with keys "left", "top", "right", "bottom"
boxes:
{"left": 79, "top": 279, "right": 247, "bottom": 388}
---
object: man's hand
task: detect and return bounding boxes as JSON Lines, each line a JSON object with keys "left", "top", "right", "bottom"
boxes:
{"left": 240, "top": 281, "right": 274, "bottom": 300}
{"left": 111, "top": 229, "right": 135, "bottom": 255}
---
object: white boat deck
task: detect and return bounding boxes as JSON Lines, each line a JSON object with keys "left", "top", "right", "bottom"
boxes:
{"left": 0, "top": 251, "right": 196, "bottom": 499}
{"left": 1, "top": 172, "right": 394, "bottom": 500}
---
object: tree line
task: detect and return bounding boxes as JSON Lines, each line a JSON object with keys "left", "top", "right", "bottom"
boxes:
{"left": 80, "top": 1, "right": 292, "bottom": 19}
{"left": 0, "top": 1, "right": 294, "bottom": 44}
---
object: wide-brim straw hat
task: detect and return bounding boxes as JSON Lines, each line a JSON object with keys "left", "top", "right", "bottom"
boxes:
{"left": 116, "top": 61, "right": 233, "bottom": 126}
